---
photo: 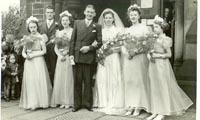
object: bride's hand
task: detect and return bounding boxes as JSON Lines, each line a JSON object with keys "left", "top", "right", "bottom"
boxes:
{"left": 111, "top": 47, "right": 120, "bottom": 53}
{"left": 26, "top": 54, "right": 31, "bottom": 60}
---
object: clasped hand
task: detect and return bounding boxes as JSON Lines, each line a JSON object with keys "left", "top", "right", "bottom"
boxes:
{"left": 80, "top": 46, "right": 90, "bottom": 53}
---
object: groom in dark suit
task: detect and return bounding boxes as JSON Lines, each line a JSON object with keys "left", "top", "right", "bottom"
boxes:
{"left": 39, "top": 5, "right": 59, "bottom": 85}
{"left": 69, "top": 5, "right": 102, "bottom": 112}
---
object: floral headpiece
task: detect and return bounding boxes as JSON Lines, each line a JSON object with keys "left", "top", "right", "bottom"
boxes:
{"left": 154, "top": 15, "right": 164, "bottom": 23}
{"left": 128, "top": 4, "right": 141, "bottom": 11}
{"left": 59, "top": 10, "right": 72, "bottom": 18}
{"left": 26, "top": 16, "right": 39, "bottom": 25}
{"left": 154, "top": 15, "right": 169, "bottom": 30}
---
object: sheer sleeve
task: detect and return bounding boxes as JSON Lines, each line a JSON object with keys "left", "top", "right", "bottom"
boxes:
{"left": 162, "top": 37, "right": 172, "bottom": 49}
{"left": 41, "top": 34, "right": 48, "bottom": 43}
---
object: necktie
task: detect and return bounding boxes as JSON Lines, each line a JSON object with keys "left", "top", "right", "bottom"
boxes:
{"left": 47, "top": 21, "right": 51, "bottom": 28}
{"left": 86, "top": 20, "right": 90, "bottom": 27}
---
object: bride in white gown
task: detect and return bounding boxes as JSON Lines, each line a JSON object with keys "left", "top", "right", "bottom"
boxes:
{"left": 93, "top": 8, "right": 125, "bottom": 115}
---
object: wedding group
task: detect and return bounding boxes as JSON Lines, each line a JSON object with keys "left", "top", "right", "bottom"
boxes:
{"left": 14, "top": 3, "right": 193, "bottom": 120}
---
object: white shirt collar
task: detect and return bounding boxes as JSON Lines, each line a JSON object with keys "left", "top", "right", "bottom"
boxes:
{"left": 85, "top": 19, "right": 92, "bottom": 24}
{"left": 47, "top": 19, "right": 54, "bottom": 24}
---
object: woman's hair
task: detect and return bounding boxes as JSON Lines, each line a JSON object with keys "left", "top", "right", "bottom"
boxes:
{"left": 127, "top": 4, "right": 141, "bottom": 23}
{"left": 27, "top": 20, "right": 40, "bottom": 33}
{"left": 154, "top": 15, "right": 169, "bottom": 31}
{"left": 102, "top": 11, "right": 115, "bottom": 25}
{"left": 59, "top": 12, "right": 74, "bottom": 29}
{"left": 154, "top": 21, "right": 169, "bottom": 31}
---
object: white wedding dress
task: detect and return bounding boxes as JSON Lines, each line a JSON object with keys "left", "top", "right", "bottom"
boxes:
{"left": 93, "top": 26, "right": 125, "bottom": 115}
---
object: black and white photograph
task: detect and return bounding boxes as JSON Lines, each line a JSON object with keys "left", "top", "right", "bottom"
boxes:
{"left": 0, "top": 0, "right": 199, "bottom": 120}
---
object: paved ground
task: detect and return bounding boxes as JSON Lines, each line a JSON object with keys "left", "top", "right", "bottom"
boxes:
{"left": 1, "top": 100, "right": 196, "bottom": 120}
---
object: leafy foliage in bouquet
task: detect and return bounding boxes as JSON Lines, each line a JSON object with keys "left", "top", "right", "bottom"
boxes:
{"left": 133, "top": 33, "right": 157, "bottom": 53}
{"left": 14, "top": 35, "right": 38, "bottom": 53}
{"left": 55, "top": 33, "right": 70, "bottom": 49}
{"left": 96, "top": 35, "right": 124, "bottom": 66}
{"left": 54, "top": 32, "right": 71, "bottom": 56}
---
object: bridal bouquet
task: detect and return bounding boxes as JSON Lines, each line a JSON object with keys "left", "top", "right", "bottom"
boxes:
{"left": 96, "top": 36, "right": 124, "bottom": 66}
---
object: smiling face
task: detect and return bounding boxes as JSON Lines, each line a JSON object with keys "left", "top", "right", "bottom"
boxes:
{"left": 104, "top": 13, "right": 114, "bottom": 27}
{"left": 61, "top": 16, "right": 70, "bottom": 28}
{"left": 9, "top": 55, "right": 16, "bottom": 64}
{"left": 46, "top": 8, "right": 55, "bottom": 20}
{"left": 153, "top": 23, "right": 163, "bottom": 35}
{"left": 129, "top": 10, "right": 140, "bottom": 24}
{"left": 28, "top": 22, "right": 38, "bottom": 34}
{"left": 84, "top": 7, "right": 96, "bottom": 20}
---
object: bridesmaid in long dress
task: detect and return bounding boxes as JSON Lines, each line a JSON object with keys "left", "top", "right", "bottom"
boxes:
{"left": 93, "top": 8, "right": 125, "bottom": 115}
{"left": 50, "top": 11, "right": 74, "bottom": 108}
{"left": 146, "top": 15, "right": 193, "bottom": 120}
{"left": 19, "top": 16, "right": 52, "bottom": 110}
{"left": 122, "top": 4, "right": 151, "bottom": 116}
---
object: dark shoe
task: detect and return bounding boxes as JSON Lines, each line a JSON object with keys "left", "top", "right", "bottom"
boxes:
{"left": 5, "top": 98, "right": 10, "bottom": 102}
{"left": 85, "top": 107, "right": 93, "bottom": 112}
{"left": 11, "top": 97, "right": 16, "bottom": 100}
{"left": 72, "top": 108, "right": 80, "bottom": 112}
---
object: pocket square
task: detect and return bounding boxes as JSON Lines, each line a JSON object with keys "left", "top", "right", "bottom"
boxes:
{"left": 92, "top": 30, "right": 96, "bottom": 33}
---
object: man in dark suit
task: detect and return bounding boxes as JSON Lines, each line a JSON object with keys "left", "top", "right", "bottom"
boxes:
{"left": 39, "top": 5, "right": 59, "bottom": 85}
{"left": 69, "top": 5, "right": 102, "bottom": 112}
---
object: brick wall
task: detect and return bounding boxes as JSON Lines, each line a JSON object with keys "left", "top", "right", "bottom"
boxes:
{"left": 26, "top": 0, "right": 53, "bottom": 20}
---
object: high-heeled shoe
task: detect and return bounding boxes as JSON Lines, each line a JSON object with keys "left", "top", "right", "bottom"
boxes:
{"left": 153, "top": 115, "right": 165, "bottom": 120}
{"left": 125, "top": 109, "right": 134, "bottom": 116}
{"left": 133, "top": 109, "right": 141, "bottom": 116}
{"left": 60, "top": 105, "right": 65, "bottom": 109}
{"left": 146, "top": 114, "right": 157, "bottom": 120}
{"left": 64, "top": 105, "right": 70, "bottom": 109}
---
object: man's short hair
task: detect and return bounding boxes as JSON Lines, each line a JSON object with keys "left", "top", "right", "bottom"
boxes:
{"left": 45, "top": 5, "right": 55, "bottom": 11}
{"left": 85, "top": 4, "right": 95, "bottom": 11}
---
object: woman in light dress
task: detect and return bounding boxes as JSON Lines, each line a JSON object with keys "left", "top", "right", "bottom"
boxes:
{"left": 19, "top": 16, "right": 52, "bottom": 110}
{"left": 146, "top": 15, "right": 193, "bottom": 120}
{"left": 93, "top": 8, "right": 125, "bottom": 115}
{"left": 122, "top": 4, "right": 151, "bottom": 116}
{"left": 50, "top": 11, "right": 74, "bottom": 108}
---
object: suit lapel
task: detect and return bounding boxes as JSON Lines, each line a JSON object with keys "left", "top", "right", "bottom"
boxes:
{"left": 42, "top": 21, "right": 48, "bottom": 34}
{"left": 85, "top": 21, "right": 95, "bottom": 35}
{"left": 79, "top": 20, "right": 95, "bottom": 40}
{"left": 78, "top": 20, "right": 87, "bottom": 39}
{"left": 48, "top": 20, "right": 56, "bottom": 33}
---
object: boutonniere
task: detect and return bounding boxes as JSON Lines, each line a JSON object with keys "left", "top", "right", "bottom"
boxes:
{"left": 55, "top": 22, "right": 59, "bottom": 27}
{"left": 92, "top": 30, "right": 96, "bottom": 33}
{"left": 92, "top": 24, "right": 97, "bottom": 33}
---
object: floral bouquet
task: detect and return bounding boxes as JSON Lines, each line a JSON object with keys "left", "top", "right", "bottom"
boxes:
{"left": 55, "top": 32, "right": 71, "bottom": 56}
{"left": 121, "top": 33, "right": 138, "bottom": 59}
{"left": 146, "top": 33, "right": 158, "bottom": 63}
{"left": 14, "top": 35, "right": 35, "bottom": 54}
{"left": 96, "top": 36, "right": 124, "bottom": 66}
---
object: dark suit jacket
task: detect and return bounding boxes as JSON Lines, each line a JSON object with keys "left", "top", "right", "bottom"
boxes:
{"left": 69, "top": 20, "right": 102, "bottom": 64}
{"left": 39, "top": 20, "right": 59, "bottom": 40}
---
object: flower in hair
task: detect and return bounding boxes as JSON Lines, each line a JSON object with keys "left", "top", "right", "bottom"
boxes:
{"left": 59, "top": 10, "right": 72, "bottom": 17}
{"left": 154, "top": 15, "right": 164, "bottom": 23}
{"left": 154, "top": 15, "right": 169, "bottom": 30}
{"left": 128, "top": 4, "right": 141, "bottom": 11}
{"left": 26, "top": 16, "right": 39, "bottom": 25}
